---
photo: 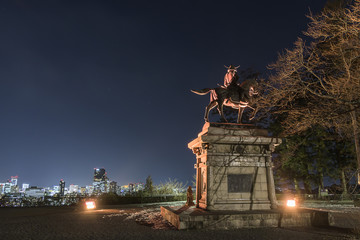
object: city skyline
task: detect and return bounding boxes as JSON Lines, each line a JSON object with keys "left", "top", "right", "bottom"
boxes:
{"left": 0, "top": 168, "right": 146, "bottom": 198}
{"left": 0, "top": 1, "right": 328, "bottom": 187}
{"left": 0, "top": 168, "right": 145, "bottom": 189}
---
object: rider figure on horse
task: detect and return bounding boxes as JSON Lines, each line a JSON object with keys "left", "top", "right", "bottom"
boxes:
{"left": 223, "top": 65, "right": 241, "bottom": 102}
{"left": 191, "top": 64, "right": 258, "bottom": 123}
{"left": 223, "top": 65, "right": 239, "bottom": 87}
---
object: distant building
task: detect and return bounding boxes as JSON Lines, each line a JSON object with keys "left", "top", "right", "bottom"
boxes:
{"left": 119, "top": 182, "right": 144, "bottom": 195}
{"left": 93, "top": 181, "right": 107, "bottom": 193}
{"left": 86, "top": 185, "right": 94, "bottom": 195}
{"left": 25, "top": 187, "right": 45, "bottom": 198}
{"left": 94, "top": 168, "right": 107, "bottom": 182}
{"left": 129, "top": 183, "right": 134, "bottom": 193}
{"left": 10, "top": 176, "right": 18, "bottom": 186}
{"left": 59, "top": 179, "right": 65, "bottom": 196}
{"left": 0, "top": 183, "right": 5, "bottom": 194}
{"left": 8, "top": 176, "right": 19, "bottom": 193}
{"left": 44, "top": 187, "right": 57, "bottom": 197}
{"left": 80, "top": 187, "right": 86, "bottom": 195}
{"left": 120, "top": 184, "right": 129, "bottom": 195}
{"left": 0, "top": 176, "right": 20, "bottom": 194}
{"left": 116, "top": 185, "right": 122, "bottom": 195}
{"left": 53, "top": 185, "right": 59, "bottom": 193}
{"left": 134, "top": 182, "right": 144, "bottom": 192}
{"left": 3, "top": 182, "right": 12, "bottom": 194}
{"left": 22, "top": 183, "right": 30, "bottom": 192}
{"left": 93, "top": 168, "right": 108, "bottom": 194}
{"left": 69, "top": 184, "right": 79, "bottom": 194}
{"left": 109, "top": 181, "right": 117, "bottom": 193}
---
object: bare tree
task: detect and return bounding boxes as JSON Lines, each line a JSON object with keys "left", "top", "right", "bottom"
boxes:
{"left": 156, "top": 178, "right": 187, "bottom": 195}
{"left": 258, "top": 0, "right": 360, "bottom": 179}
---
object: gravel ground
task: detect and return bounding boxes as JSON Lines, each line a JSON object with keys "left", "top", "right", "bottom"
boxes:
{"left": 1, "top": 202, "right": 359, "bottom": 240}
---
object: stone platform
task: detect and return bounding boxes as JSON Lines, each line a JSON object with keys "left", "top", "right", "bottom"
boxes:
{"left": 161, "top": 205, "right": 329, "bottom": 230}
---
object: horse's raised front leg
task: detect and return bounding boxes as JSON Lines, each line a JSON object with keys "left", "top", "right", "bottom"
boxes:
{"left": 204, "top": 101, "right": 218, "bottom": 122}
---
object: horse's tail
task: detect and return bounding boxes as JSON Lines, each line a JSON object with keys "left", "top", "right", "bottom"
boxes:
{"left": 191, "top": 88, "right": 212, "bottom": 95}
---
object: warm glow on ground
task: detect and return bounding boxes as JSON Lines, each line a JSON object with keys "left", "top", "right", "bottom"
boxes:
{"left": 85, "top": 201, "right": 96, "bottom": 209}
{"left": 286, "top": 199, "right": 296, "bottom": 207}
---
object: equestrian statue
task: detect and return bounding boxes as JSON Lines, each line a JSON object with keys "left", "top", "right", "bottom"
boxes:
{"left": 191, "top": 65, "right": 258, "bottom": 124}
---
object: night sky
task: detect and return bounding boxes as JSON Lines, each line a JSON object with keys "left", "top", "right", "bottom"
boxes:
{"left": 0, "top": 0, "right": 327, "bottom": 187}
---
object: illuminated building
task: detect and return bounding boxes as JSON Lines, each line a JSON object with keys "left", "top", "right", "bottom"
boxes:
{"left": 129, "top": 183, "right": 134, "bottom": 193}
{"left": 121, "top": 184, "right": 129, "bottom": 195}
{"left": 0, "top": 183, "right": 5, "bottom": 194}
{"left": 69, "top": 184, "right": 79, "bottom": 194}
{"left": 25, "top": 187, "right": 45, "bottom": 199}
{"left": 86, "top": 185, "right": 94, "bottom": 195}
{"left": 93, "top": 168, "right": 108, "bottom": 194}
{"left": 0, "top": 176, "right": 20, "bottom": 194}
{"left": 7, "top": 176, "right": 19, "bottom": 193}
{"left": 80, "top": 187, "right": 86, "bottom": 195}
{"left": 44, "top": 187, "right": 57, "bottom": 197}
{"left": 116, "top": 186, "right": 122, "bottom": 195}
{"left": 93, "top": 181, "right": 107, "bottom": 193}
{"left": 118, "top": 182, "right": 144, "bottom": 195}
{"left": 59, "top": 179, "right": 65, "bottom": 196}
{"left": 44, "top": 187, "right": 52, "bottom": 196}
{"left": 22, "top": 183, "right": 30, "bottom": 192}
{"left": 134, "top": 182, "right": 144, "bottom": 192}
{"left": 94, "top": 168, "right": 107, "bottom": 182}
{"left": 4, "top": 182, "right": 11, "bottom": 194}
{"left": 109, "top": 181, "right": 117, "bottom": 193}
{"left": 53, "top": 185, "right": 59, "bottom": 192}
{"left": 10, "top": 176, "right": 18, "bottom": 186}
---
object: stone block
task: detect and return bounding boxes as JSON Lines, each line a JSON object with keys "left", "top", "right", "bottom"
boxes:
{"left": 259, "top": 182, "right": 268, "bottom": 191}
{"left": 214, "top": 144, "right": 232, "bottom": 153}
{"left": 248, "top": 219, "right": 261, "bottom": 227}
{"left": 259, "top": 174, "right": 267, "bottom": 184}
{"left": 254, "top": 190, "right": 268, "bottom": 199}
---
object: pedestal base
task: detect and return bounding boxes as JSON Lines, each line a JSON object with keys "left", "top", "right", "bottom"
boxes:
{"left": 188, "top": 123, "right": 281, "bottom": 211}
{"left": 161, "top": 205, "right": 324, "bottom": 230}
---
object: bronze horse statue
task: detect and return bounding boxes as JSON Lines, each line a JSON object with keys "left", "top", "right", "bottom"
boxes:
{"left": 191, "top": 75, "right": 258, "bottom": 124}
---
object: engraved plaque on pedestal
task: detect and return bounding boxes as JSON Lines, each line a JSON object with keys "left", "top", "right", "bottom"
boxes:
{"left": 228, "top": 174, "right": 253, "bottom": 193}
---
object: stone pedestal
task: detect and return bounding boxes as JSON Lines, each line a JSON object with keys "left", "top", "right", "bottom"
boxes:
{"left": 188, "top": 122, "right": 281, "bottom": 211}
{"left": 161, "top": 206, "right": 318, "bottom": 230}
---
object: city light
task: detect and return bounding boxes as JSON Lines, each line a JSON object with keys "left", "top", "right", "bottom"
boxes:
{"left": 85, "top": 201, "right": 96, "bottom": 209}
{"left": 0, "top": 169, "right": 144, "bottom": 207}
{"left": 286, "top": 199, "right": 296, "bottom": 207}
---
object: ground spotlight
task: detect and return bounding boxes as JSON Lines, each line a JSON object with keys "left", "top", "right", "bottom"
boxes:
{"left": 85, "top": 201, "right": 96, "bottom": 210}
{"left": 286, "top": 199, "right": 296, "bottom": 207}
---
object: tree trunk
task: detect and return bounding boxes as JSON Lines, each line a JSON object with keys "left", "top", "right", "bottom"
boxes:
{"left": 318, "top": 172, "right": 324, "bottom": 199}
{"left": 340, "top": 168, "right": 351, "bottom": 200}
{"left": 320, "top": 172, "right": 324, "bottom": 189}
{"left": 303, "top": 178, "right": 312, "bottom": 194}
{"left": 341, "top": 168, "right": 348, "bottom": 195}
{"left": 294, "top": 178, "right": 300, "bottom": 195}
{"left": 350, "top": 110, "right": 360, "bottom": 184}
